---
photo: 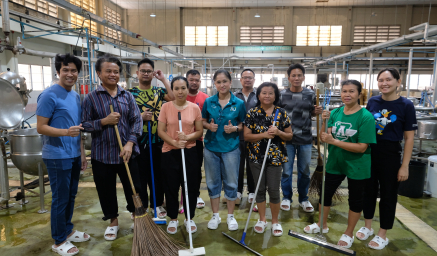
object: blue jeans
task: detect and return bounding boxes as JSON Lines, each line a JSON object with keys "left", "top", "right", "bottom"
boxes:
{"left": 281, "top": 144, "right": 312, "bottom": 203}
{"left": 204, "top": 147, "right": 240, "bottom": 201}
{"left": 43, "top": 157, "right": 81, "bottom": 245}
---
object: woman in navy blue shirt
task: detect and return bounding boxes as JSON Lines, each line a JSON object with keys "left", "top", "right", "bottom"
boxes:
{"left": 356, "top": 68, "right": 417, "bottom": 250}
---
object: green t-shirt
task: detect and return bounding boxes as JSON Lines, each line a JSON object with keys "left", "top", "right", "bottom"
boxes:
{"left": 326, "top": 106, "right": 376, "bottom": 180}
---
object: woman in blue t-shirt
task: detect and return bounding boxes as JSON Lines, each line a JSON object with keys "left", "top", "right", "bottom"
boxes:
{"left": 356, "top": 68, "right": 417, "bottom": 250}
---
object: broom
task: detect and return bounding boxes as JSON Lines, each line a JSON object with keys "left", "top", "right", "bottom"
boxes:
{"left": 109, "top": 104, "right": 184, "bottom": 256}
{"left": 308, "top": 90, "right": 343, "bottom": 202}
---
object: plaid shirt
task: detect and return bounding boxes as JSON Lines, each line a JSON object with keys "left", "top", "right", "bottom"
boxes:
{"left": 82, "top": 85, "right": 143, "bottom": 164}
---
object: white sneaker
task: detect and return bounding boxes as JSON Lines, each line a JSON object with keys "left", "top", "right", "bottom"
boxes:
{"left": 207, "top": 215, "right": 221, "bottom": 230}
{"left": 227, "top": 216, "right": 238, "bottom": 231}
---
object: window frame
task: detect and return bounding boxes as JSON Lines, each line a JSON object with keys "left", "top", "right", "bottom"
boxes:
{"left": 296, "top": 25, "right": 342, "bottom": 46}
{"left": 104, "top": 6, "right": 122, "bottom": 41}
{"left": 353, "top": 25, "right": 401, "bottom": 45}
{"left": 10, "top": 0, "right": 58, "bottom": 18}
{"left": 184, "top": 26, "right": 228, "bottom": 46}
{"left": 239, "top": 26, "right": 285, "bottom": 45}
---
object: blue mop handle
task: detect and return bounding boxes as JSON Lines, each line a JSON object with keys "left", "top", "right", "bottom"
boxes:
{"left": 178, "top": 112, "right": 194, "bottom": 252}
{"left": 148, "top": 121, "right": 158, "bottom": 219}
{"left": 240, "top": 109, "right": 279, "bottom": 245}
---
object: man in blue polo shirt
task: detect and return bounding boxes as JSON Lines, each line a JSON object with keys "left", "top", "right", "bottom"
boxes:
{"left": 37, "top": 54, "right": 90, "bottom": 255}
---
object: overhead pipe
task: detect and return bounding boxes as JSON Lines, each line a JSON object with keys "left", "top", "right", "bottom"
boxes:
{"left": 406, "top": 49, "right": 413, "bottom": 98}
{"left": 367, "top": 53, "right": 374, "bottom": 101}
{"left": 433, "top": 49, "right": 437, "bottom": 105}
{"left": 315, "top": 26, "right": 437, "bottom": 66}
{"left": 44, "top": 0, "right": 184, "bottom": 58}
{"left": 1, "top": 0, "right": 10, "bottom": 44}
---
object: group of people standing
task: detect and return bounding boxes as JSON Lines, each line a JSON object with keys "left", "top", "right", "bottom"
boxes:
{"left": 36, "top": 52, "right": 415, "bottom": 255}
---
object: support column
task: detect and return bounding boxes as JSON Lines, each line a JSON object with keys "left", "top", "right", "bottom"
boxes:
{"left": 406, "top": 48, "right": 413, "bottom": 98}
{"left": 367, "top": 53, "right": 374, "bottom": 102}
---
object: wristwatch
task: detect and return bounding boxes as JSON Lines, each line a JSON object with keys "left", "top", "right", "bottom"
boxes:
{"left": 235, "top": 126, "right": 239, "bottom": 132}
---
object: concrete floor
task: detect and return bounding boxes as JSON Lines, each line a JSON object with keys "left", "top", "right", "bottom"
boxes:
{"left": 1, "top": 139, "right": 437, "bottom": 255}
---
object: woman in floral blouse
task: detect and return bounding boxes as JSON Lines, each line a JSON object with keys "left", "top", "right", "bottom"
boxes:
{"left": 244, "top": 82, "right": 293, "bottom": 237}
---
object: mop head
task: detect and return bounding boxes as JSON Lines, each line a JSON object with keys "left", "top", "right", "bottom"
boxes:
{"left": 178, "top": 247, "right": 206, "bottom": 256}
{"left": 288, "top": 230, "right": 356, "bottom": 256}
{"left": 131, "top": 194, "right": 185, "bottom": 256}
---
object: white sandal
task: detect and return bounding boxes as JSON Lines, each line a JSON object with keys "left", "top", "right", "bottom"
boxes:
{"left": 151, "top": 206, "right": 167, "bottom": 218}
{"left": 254, "top": 220, "right": 268, "bottom": 234}
{"left": 271, "top": 223, "right": 283, "bottom": 237}
{"left": 167, "top": 220, "right": 179, "bottom": 235}
{"left": 253, "top": 204, "right": 258, "bottom": 212}
{"left": 104, "top": 226, "right": 119, "bottom": 241}
{"left": 368, "top": 235, "right": 389, "bottom": 250}
{"left": 356, "top": 227, "right": 374, "bottom": 241}
{"left": 208, "top": 215, "right": 221, "bottom": 230}
{"left": 52, "top": 241, "right": 79, "bottom": 256}
{"left": 299, "top": 201, "right": 314, "bottom": 213}
{"left": 67, "top": 230, "right": 90, "bottom": 243}
{"left": 248, "top": 193, "right": 255, "bottom": 203}
{"left": 227, "top": 216, "right": 238, "bottom": 231}
{"left": 303, "top": 223, "right": 329, "bottom": 234}
{"left": 338, "top": 234, "right": 354, "bottom": 249}
{"left": 184, "top": 219, "right": 198, "bottom": 233}
{"left": 280, "top": 199, "right": 291, "bottom": 211}
{"left": 196, "top": 197, "right": 205, "bottom": 209}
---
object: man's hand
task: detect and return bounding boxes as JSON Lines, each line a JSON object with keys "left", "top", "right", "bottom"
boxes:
{"left": 224, "top": 120, "right": 235, "bottom": 134}
{"left": 102, "top": 112, "right": 121, "bottom": 126}
{"left": 81, "top": 154, "right": 88, "bottom": 171}
{"left": 209, "top": 118, "right": 218, "bottom": 132}
{"left": 120, "top": 142, "right": 133, "bottom": 163}
{"left": 66, "top": 124, "right": 84, "bottom": 137}
{"left": 154, "top": 70, "right": 166, "bottom": 81}
{"left": 141, "top": 108, "right": 153, "bottom": 121}
{"left": 314, "top": 105, "right": 323, "bottom": 115}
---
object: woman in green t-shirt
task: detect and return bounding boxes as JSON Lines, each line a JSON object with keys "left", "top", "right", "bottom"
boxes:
{"left": 303, "top": 80, "right": 376, "bottom": 249}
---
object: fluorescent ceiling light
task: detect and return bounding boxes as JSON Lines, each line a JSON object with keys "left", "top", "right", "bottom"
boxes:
{"left": 254, "top": 13, "right": 260, "bottom": 18}
{"left": 150, "top": 13, "right": 156, "bottom": 17}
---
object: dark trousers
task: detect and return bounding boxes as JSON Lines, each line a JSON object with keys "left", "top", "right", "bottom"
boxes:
{"left": 319, "top": 172, "right": 366, "bottom": 213}
{"left": 136, "top": 142, "right": 165, "bottom": 209}
{"left": 92, "top": 159, "right": 142, "bottom": 220}
{"left": 363, "top": 141, "right": 402, "bottom": 230}
{"left": 44, "top": 157, "right": 80, "bottom": 245}
{"left": 162, "top": 147, "right": 199, "bottom": 220}
{"left": 238, "top": 141, "right": 255, "bottom": 194}
{"left": 196, "top": 140, "right": 204, "bottom": 197}
{"left": 249, "top": 162, "right": 282, "bottom": 204}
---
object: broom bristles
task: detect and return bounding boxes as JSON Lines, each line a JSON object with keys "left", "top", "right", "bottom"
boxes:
{"left": 131, "top": 194, "right": 185, "bottom": 256}
{"left": 308, "top": 165, "right": 344, "bottom": 202}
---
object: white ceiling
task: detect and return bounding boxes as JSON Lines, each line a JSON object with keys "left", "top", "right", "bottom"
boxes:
{"left": 109, "top": 0, "right": 437, "bottom": 10}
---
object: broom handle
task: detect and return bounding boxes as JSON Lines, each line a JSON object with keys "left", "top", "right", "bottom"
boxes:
{"left": 178, "top": 112, "right": 194, "bottom": 252}
{"left": 148, "top": 121, "right": 159, "bottom": 219}
{"left": 316, "top": 89, "right": 321, "bottom": 157}
{"left": 241, "top": 109, "right": 279, "bottom": 244}
{"left": 110, "top": 104, "right": 137, "bottom": 195}
{"left": 319, "top": 105, "right": 329, "bottom": 234}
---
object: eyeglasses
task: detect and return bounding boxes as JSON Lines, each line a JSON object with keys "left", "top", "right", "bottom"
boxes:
{"left": 242, "top": 76, "right": 254, "bottom": 80}
{"left": 139, "top": 70, "right": 154, "bottom": 74}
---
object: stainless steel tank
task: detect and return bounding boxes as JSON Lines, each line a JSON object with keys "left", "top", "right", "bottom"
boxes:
{"left": 0, "top": 72, "right": 28, "bottom": 129}
{"left": 9, "top": 128, "right": 47, "bottom": 175}
{"left": 82, "top": 132, "right": 92, "bottom": 150}
{"left": 416, "top": 120, "right": 437, "bottom": 140}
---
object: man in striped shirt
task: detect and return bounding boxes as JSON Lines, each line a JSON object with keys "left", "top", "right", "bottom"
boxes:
{"left": 82, "top": 55, "right": 143, "bottom": 240}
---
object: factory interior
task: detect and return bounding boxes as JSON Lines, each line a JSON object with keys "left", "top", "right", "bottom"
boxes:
{"left": 1, "top": 0, "right": 437, "bottom": 255}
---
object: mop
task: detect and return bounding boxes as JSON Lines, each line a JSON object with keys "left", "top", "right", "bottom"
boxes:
{"left": 288, "top": 99, "right": 356, "bottom": 256}
{"left": 177, "top": 112, "right": 206, "bottom": 256}
{"left": 222, "top": 109, "right": 280, "bottom": 256}
{"left": 148, "top": 121, "right": 167, "bottom": 225}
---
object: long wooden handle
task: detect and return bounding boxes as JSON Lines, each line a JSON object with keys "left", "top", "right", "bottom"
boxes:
{"left": 110, "top": 104, "right": 137, "bottom": 195}
{"left": 316, "top": 89, "right": 321, "bottom": 158}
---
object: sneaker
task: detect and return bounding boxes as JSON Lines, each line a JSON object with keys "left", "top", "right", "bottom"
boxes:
{"left": 207, "top": 215, "right": 221, "bottom": 230}
{"left": 227, "top": 216, "right": 238, "bottom": 231}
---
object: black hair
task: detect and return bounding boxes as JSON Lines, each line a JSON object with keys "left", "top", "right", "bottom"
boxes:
{"left": 171, "top": 76, "right": 188, "bottom": 90}
{"left": 256, "top": 82, "right": 280, "bottom": 106}
{"left": 55, "top": 53, "right": 82, "bottom": 73}
{"left": 213, "top": 69, "right": 232, "bottom": 81}
{"left": 377, "top": 68, "right": 401, "bottom": 81}
{"left": 241, "top": 69, "right": 255, "bottom": 76}
{"left": 138, "top": 58, "right": 154, "bottom": 69}
{"left": 340, "top": 80, "right": 362, "bottom": 95}
{"left": 95, "top": 54, "right": 122, "bottom": 73}
{"left": 287, "top": 63, "right": 305, "bottom": 77}
{"left": 186, "top": 69, "right": 200, "bottom": 78}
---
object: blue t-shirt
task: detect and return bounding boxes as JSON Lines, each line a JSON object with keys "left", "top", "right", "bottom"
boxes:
{"left": 201, "top": 92, "right": 246, "bottom": 153}
{"left": 36, "top": 84, "right": 82, "bottom": 159}
{"left": 366, "top": 95, "right": 417, "bottom": 141}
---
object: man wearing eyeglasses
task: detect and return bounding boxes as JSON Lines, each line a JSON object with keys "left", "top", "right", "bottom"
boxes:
{"left": 129, "top": 58, "right": 175, "bottom": 219}
{"left": 234, "top": 69, "right": 258, "bottom": 205}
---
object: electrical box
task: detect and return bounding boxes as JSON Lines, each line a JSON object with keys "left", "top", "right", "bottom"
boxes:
{"left": 282, "top": 78, "right": 290, "bottom": 88}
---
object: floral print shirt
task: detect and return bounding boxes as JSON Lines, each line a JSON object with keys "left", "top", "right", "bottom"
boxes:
{"left": 245, "top": 105, "right": 291, "bottom": 166}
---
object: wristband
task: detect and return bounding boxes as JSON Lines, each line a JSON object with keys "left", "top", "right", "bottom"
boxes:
{"left": 235, "top": 126, "right": 238, "bottom": 132}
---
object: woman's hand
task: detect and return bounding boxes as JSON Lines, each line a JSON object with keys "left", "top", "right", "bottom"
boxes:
{"left": 224, "top": 120, "right": 235, "bottom": 134}
{"left": 267, "top": 126, "right": 279, "bottom": 136}
{"left": 177, "top": 131, "right": 188, "bottom": 141}
{"left": 172, "top": 139, "right": 187, "bottom": 149}
{"left": 263, "top": 132, "right": 275, "bottom": 139}
{"left": 209, "top": 118, "right": 218, "bottom": 132}
{"left": 320, "top": 132, "right": 336, "bottom": 144}
{"left": 397, "top": 165, "right": 409, "bottom": 182}
{"left": 322, "top": 110, "right": 330, "bottom": 120}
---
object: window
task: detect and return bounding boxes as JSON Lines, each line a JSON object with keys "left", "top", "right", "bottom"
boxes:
{"left": 70, "top": 0, "right": 97, "bottom": 35}
{"left": 104, "top": 6, "right": 122, "bottom": 41}
{"left": 296, "top": 26, "right": 342, "bottom": 46}
{"left": 18, "top": 64, "right": 53, "bottom": 91}
{"left": 353, "top": 25, "right": 400, "bottom": 45}
{"left": 240, "top": 26, "right": 285, "bottom": 44}
{"left": 185, "top": 26, "right": 228, "bottom": 46}
{"left": 11, "top": 0, "right": 58, "bottom": 17}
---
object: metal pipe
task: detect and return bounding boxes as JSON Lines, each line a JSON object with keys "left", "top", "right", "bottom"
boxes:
{"left": 1, "top": 0, "right": 11, "bottom": 43}
{"left": 367, "top": 53, "right": 374, "bottom": 102}
{"left": 37, "top": 162, "right": 48, "bottom": 214}
{"left": 85, "top": 28, "right": 93, "bottom": 91}
{"left": 433, "top": 49, "right": 437, "bottom": 106}
{"left": 406, "top": 49, "right": 413, "bottom": 98}
{"left": 0, "top": 139, "right": 9, "bottom": 204}
{"left": 390, "top": 47, "right": 437, "bottom": 50}
{"left": 334, "top": 61, "right": 337, "bottom": 92}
